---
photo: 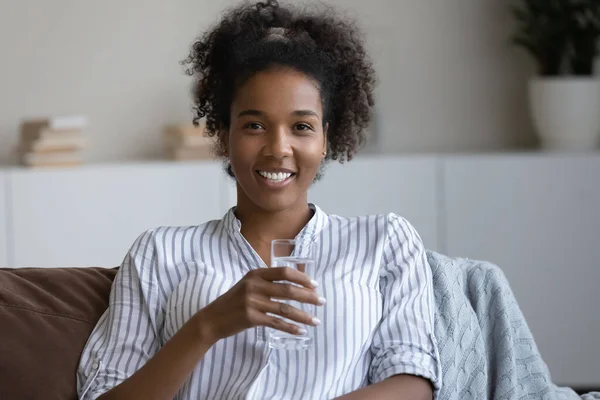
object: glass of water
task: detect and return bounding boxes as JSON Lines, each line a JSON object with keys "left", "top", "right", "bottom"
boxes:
{"left": 268, "top": 239, "right": 316, "bottom": 350}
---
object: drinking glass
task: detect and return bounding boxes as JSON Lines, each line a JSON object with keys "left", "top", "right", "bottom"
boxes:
{"left": 267, "top": 239, "right": 316, "bottom": 350}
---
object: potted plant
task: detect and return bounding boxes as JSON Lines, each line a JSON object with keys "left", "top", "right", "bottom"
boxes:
{"left": 511, "top": 0, "right": 600, "bottom": 150}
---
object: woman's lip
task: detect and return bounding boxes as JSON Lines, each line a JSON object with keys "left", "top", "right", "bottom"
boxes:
{"left": 255, "top": 171, "right": 295, "bottom": 188}
{"left": 255, "top": 168, "right": 296, "bottom": 174}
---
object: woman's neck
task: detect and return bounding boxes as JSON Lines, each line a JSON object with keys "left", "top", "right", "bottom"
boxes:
{"left": 234, "top": 200, "right": 313, "bottom": 249}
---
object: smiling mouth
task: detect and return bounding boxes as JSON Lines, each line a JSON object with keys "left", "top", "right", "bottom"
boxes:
{"left": 256, "top": 170, "right": 296, "bottom": 183}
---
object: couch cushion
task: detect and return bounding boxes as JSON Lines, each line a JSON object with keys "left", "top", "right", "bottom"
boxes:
{"left": 0, "top": 267, "right": 117, "bottom": 400}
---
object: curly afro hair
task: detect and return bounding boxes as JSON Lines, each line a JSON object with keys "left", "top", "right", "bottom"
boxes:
{"left": 182, "top": 0, "right": 376, "bottom": 173}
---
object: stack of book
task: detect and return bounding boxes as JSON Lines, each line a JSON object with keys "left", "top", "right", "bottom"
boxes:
{"left": 164, "top": 122, "right": 215, "bottom": 161}
{"left": 19, "top": 116, "right": 87, "bottom": 167}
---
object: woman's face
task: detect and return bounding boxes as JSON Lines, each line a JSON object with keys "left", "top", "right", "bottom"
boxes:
{"left": 226, "top": 66, "right": 327, "bottom": 213}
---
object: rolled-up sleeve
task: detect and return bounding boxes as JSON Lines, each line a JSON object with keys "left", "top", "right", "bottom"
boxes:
{"left": 77, "top": 230, "right": 161, "bottom": 399}
{"left": 369, "top": 214, "right": 442, "bottom": 395}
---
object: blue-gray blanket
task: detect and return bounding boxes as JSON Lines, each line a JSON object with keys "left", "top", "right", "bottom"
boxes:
{"left": 427, "top": 251, "right": 599, "bottom": 400}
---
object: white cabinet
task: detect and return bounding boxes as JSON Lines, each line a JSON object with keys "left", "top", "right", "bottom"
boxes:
{"left": 443, "top": 153, "right": 600, "bottom": 387}
{"left": 221, "top": 176, "right": 237, "bottom": 215}
{"left": 1, "top": 153, "right": 598, "bottom": 387}
{"left": 0, "top": 171, "right": 8, "bottom": 266}
{"left": 9, "top": 162, "right": 224, "bottom": 267}
{"left": 220, "top": 155, "right": 440, "bottom": 250}
{"left": 308, "top": 155, "right": 440, "bottom": 250}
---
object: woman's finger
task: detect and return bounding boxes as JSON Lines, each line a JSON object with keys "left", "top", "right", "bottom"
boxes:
{"left": 254, "top": 297, "right": 320, "bottom": 327}
{"left": 252, "top": 310, "right": 308, "bottom": 336}
{"left": 260, "top": 281, "right": 326, "bottom": 306}
{"left": 256, "top": 267, "right": 318, "bottom": 289}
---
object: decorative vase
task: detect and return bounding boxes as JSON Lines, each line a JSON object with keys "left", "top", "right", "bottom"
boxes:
{"left": 529, "top": 78, "right": 600, "bottom": 151}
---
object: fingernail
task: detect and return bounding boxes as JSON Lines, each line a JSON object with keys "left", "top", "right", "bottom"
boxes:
{"left": 317, "top": 296, "right": 326, "bottom": 305}
{"left": 310, "top": 279, "right": 319, "bottom": 288}
{"left": 297, "top": 327, "right": 307, "bottom": 335}
{"left": 312, "top": 317, "right": 321, "bottom": 326}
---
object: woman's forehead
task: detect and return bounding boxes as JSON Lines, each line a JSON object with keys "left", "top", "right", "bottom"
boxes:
{"left": 232, "top": 67, "right": 323, "bottom": 117}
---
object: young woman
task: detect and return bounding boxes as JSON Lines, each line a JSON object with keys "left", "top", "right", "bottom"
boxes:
{"left": 77, "top": 1, "right": 441, "bottom": 399}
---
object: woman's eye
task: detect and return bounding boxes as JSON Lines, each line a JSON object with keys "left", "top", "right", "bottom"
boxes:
{"left": 295, "top": 123, "right": 313, "bottom": 131}
{"left": 244, "top": 122, "right": 264, "bottom": 130}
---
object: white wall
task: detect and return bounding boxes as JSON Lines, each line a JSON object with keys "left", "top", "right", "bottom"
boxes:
{"left": 0, "top": 0, "right": 234, "bottom": 164}
{"left": 0, "top": 0, "right": 534, "bottom": 165}
{"left": 350, "top": 0, "right": 536, "bottom": 154}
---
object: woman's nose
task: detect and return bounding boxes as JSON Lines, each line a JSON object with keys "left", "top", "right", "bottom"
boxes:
{"left": 264, "top": 127, "right": 293, "bottom": 159}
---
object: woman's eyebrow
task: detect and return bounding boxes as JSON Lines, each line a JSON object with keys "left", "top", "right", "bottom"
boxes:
{"left": 237, "top": 109, "right": 265, "bottom": 118}
{"left": 237, "top": 109, "right": 320, "bottom": 118}
{"left": 292, "top": 110, "right": 319, "bottom": 118}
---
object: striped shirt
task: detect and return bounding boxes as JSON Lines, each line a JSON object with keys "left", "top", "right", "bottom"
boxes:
{"left": 77, "top": 204, "right": 442, "bottom": 399}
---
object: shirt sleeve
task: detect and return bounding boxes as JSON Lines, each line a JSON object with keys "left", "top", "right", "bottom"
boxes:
{"left": 77, "top": 230, "right": 162, "bottom": 399}
{"left": 369, "top": 214, "right": 442, "bottom": 395}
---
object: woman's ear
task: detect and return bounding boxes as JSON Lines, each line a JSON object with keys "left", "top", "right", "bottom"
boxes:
{"left": 322, "top": 123, "right": 329, "bottom": 156}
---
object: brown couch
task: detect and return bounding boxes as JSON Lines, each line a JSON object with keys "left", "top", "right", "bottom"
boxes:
{"left": 2, "top": 267, "right": 598, "bottom": 400}
{"left": 0, "top": 267, "right": 118, "bottom": 400}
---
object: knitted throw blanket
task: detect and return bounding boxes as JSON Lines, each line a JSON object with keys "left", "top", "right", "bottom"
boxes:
{"left": 427, "top": 251, "right": 599, "bottom": 400}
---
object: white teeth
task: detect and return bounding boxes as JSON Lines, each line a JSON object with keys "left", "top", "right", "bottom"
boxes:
{"left": 258, "top": 171, "right": 292, "bottom": 182}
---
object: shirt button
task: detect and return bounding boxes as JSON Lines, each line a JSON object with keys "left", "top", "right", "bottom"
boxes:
{"left": 92, "top": 361, "right": 99, "bottom": 370}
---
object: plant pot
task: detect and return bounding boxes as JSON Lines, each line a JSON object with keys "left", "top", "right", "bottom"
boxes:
{"left": 529, "top": 78, "right": 600, "bottom": 151}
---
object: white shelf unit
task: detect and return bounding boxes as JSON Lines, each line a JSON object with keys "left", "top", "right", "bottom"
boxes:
{"left": 307, "top": 155, "right": 440, "bottom": 250}
{"left": 0, "top": 152, "right": 598, "bottom": 387}
{"left": 7, "top": 162, "right": 225, "bottom": 268}
{"left": 0, "top": 171, "right": 8, "bottom": 266}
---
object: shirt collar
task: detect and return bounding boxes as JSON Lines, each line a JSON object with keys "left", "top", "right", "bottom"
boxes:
{"left": 223, "top": 203, "right": 328, "bottom": 243}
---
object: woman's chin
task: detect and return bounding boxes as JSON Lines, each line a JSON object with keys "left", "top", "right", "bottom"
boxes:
{"left": 255, "top": 196, "right": 297, "bottom": 213}
{"left": 242, "top": 189, "right": 302, "bottom": 213}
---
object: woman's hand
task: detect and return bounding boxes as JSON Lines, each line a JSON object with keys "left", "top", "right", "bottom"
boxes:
{"left": 193, "top": 267, "right": 325, "bottom": 344}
